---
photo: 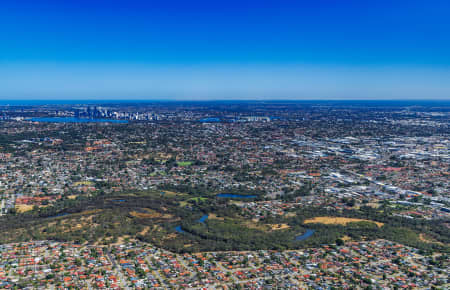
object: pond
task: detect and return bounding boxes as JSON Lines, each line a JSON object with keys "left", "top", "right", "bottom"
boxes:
{"left": 295, "top": 229, "right": 315, "bottom": 241}
{"left": 198, "top": 214, "right": 209, "bottom": 223}
{"left": 175, "top": 225, "right": 185, "bottom": 233}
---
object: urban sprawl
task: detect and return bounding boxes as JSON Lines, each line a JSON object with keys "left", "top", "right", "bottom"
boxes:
{"left": 0, "top": 101, "right": 448, "bottom": 289}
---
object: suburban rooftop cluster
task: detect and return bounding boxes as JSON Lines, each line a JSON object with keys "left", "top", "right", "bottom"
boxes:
{"left": 0, "top": 239, "right": 447, "bottom": 289}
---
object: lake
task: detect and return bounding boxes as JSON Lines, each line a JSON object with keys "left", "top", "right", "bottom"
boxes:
{"left": 29, "top": 117, "right": 128, "bottom": 123}
{"left": 216, "top": 193, "right": 257, "bottom": 199}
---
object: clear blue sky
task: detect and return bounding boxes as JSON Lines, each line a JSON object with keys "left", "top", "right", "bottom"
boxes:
{"left": 1, "top": 0, "right": 449, "bottom": 100}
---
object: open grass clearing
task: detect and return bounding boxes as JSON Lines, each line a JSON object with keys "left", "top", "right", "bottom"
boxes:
{"left": 304, "top": 216, "right": 384, "bottom": 227}
{"left": 419, "top": 234, "right": 444, "bottom": 245}
{"left": 130, "top": 208, "right": 173, "bottom": 219}
{"left": 243, "top": 220, "right": 270, "bottom": 231}
{"left": 269, "top": 223, "right": 291, "bottom": 230}
{"left": 162, "top": 190, "right": 189, "bottom": 197}
{"left": 208, "top": 213, "right": 225, "bottom": 220}
{"left": 15, "top": 204, "right": 34, "bottom": 213}
{"left": 341, "top": 235, "right": 352, "bottom": 241}
{"left": 72, "top": 181, "right": 93, "bottom": 186}
{"left": 188, "top": 197, "right": 208, "bottom": 202}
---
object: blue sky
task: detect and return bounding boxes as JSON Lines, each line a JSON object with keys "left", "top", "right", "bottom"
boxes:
{"left": 1, "top": 0, "right": 449, "bottom": 100}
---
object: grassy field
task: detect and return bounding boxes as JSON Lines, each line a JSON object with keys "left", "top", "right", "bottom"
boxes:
{"left": 163, "top": 190, "right": 186, "bottom": 196}
{"left": 188, "top": 197, "right": 208, "bottom": 202}
{"left": 419, "top": 234, "right": 444, "bottom": 245}
{"left": 72, "top": 181, "right": 93, "bottom": 186}
{"left": 269, "top": 223, "right": 291, "bottom": 230}
{"left": 304, "top": 216, "right": 384, "bottom": 227}
{"left": 130, "top": 209, "right": 162, "bottom": 219}
{"left": 15, "top": 204, "right": 34, "bottom": 213}
{"left": 208, "top": 213, "right": 225, "bottom": 220}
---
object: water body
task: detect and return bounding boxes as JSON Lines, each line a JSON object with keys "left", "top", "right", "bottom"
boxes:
{"left": 113, "top": 199, "right": 126, "bottom": 202}
{"left": 216, "top": 193, "right": 257, "bottom": 199}
{"left": 48, "top": 213, "right": 69, "bottom": 218}
{"left": 176, "top": 214, "right": 209, "bottom": 233}
{"left": 198, "top": 214, "right": 209, "bottom": 223}
{"left": 295, "top": 229, "right": 315, "bottom": 241}
{"left": 29, "top": 117, "right": 128, "bottom": 123}
{"left": 199, "top": 117, "right": 221, "bottom": 123}
{"left": 175, "top": 225, "right": 185, "bottom": 233}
